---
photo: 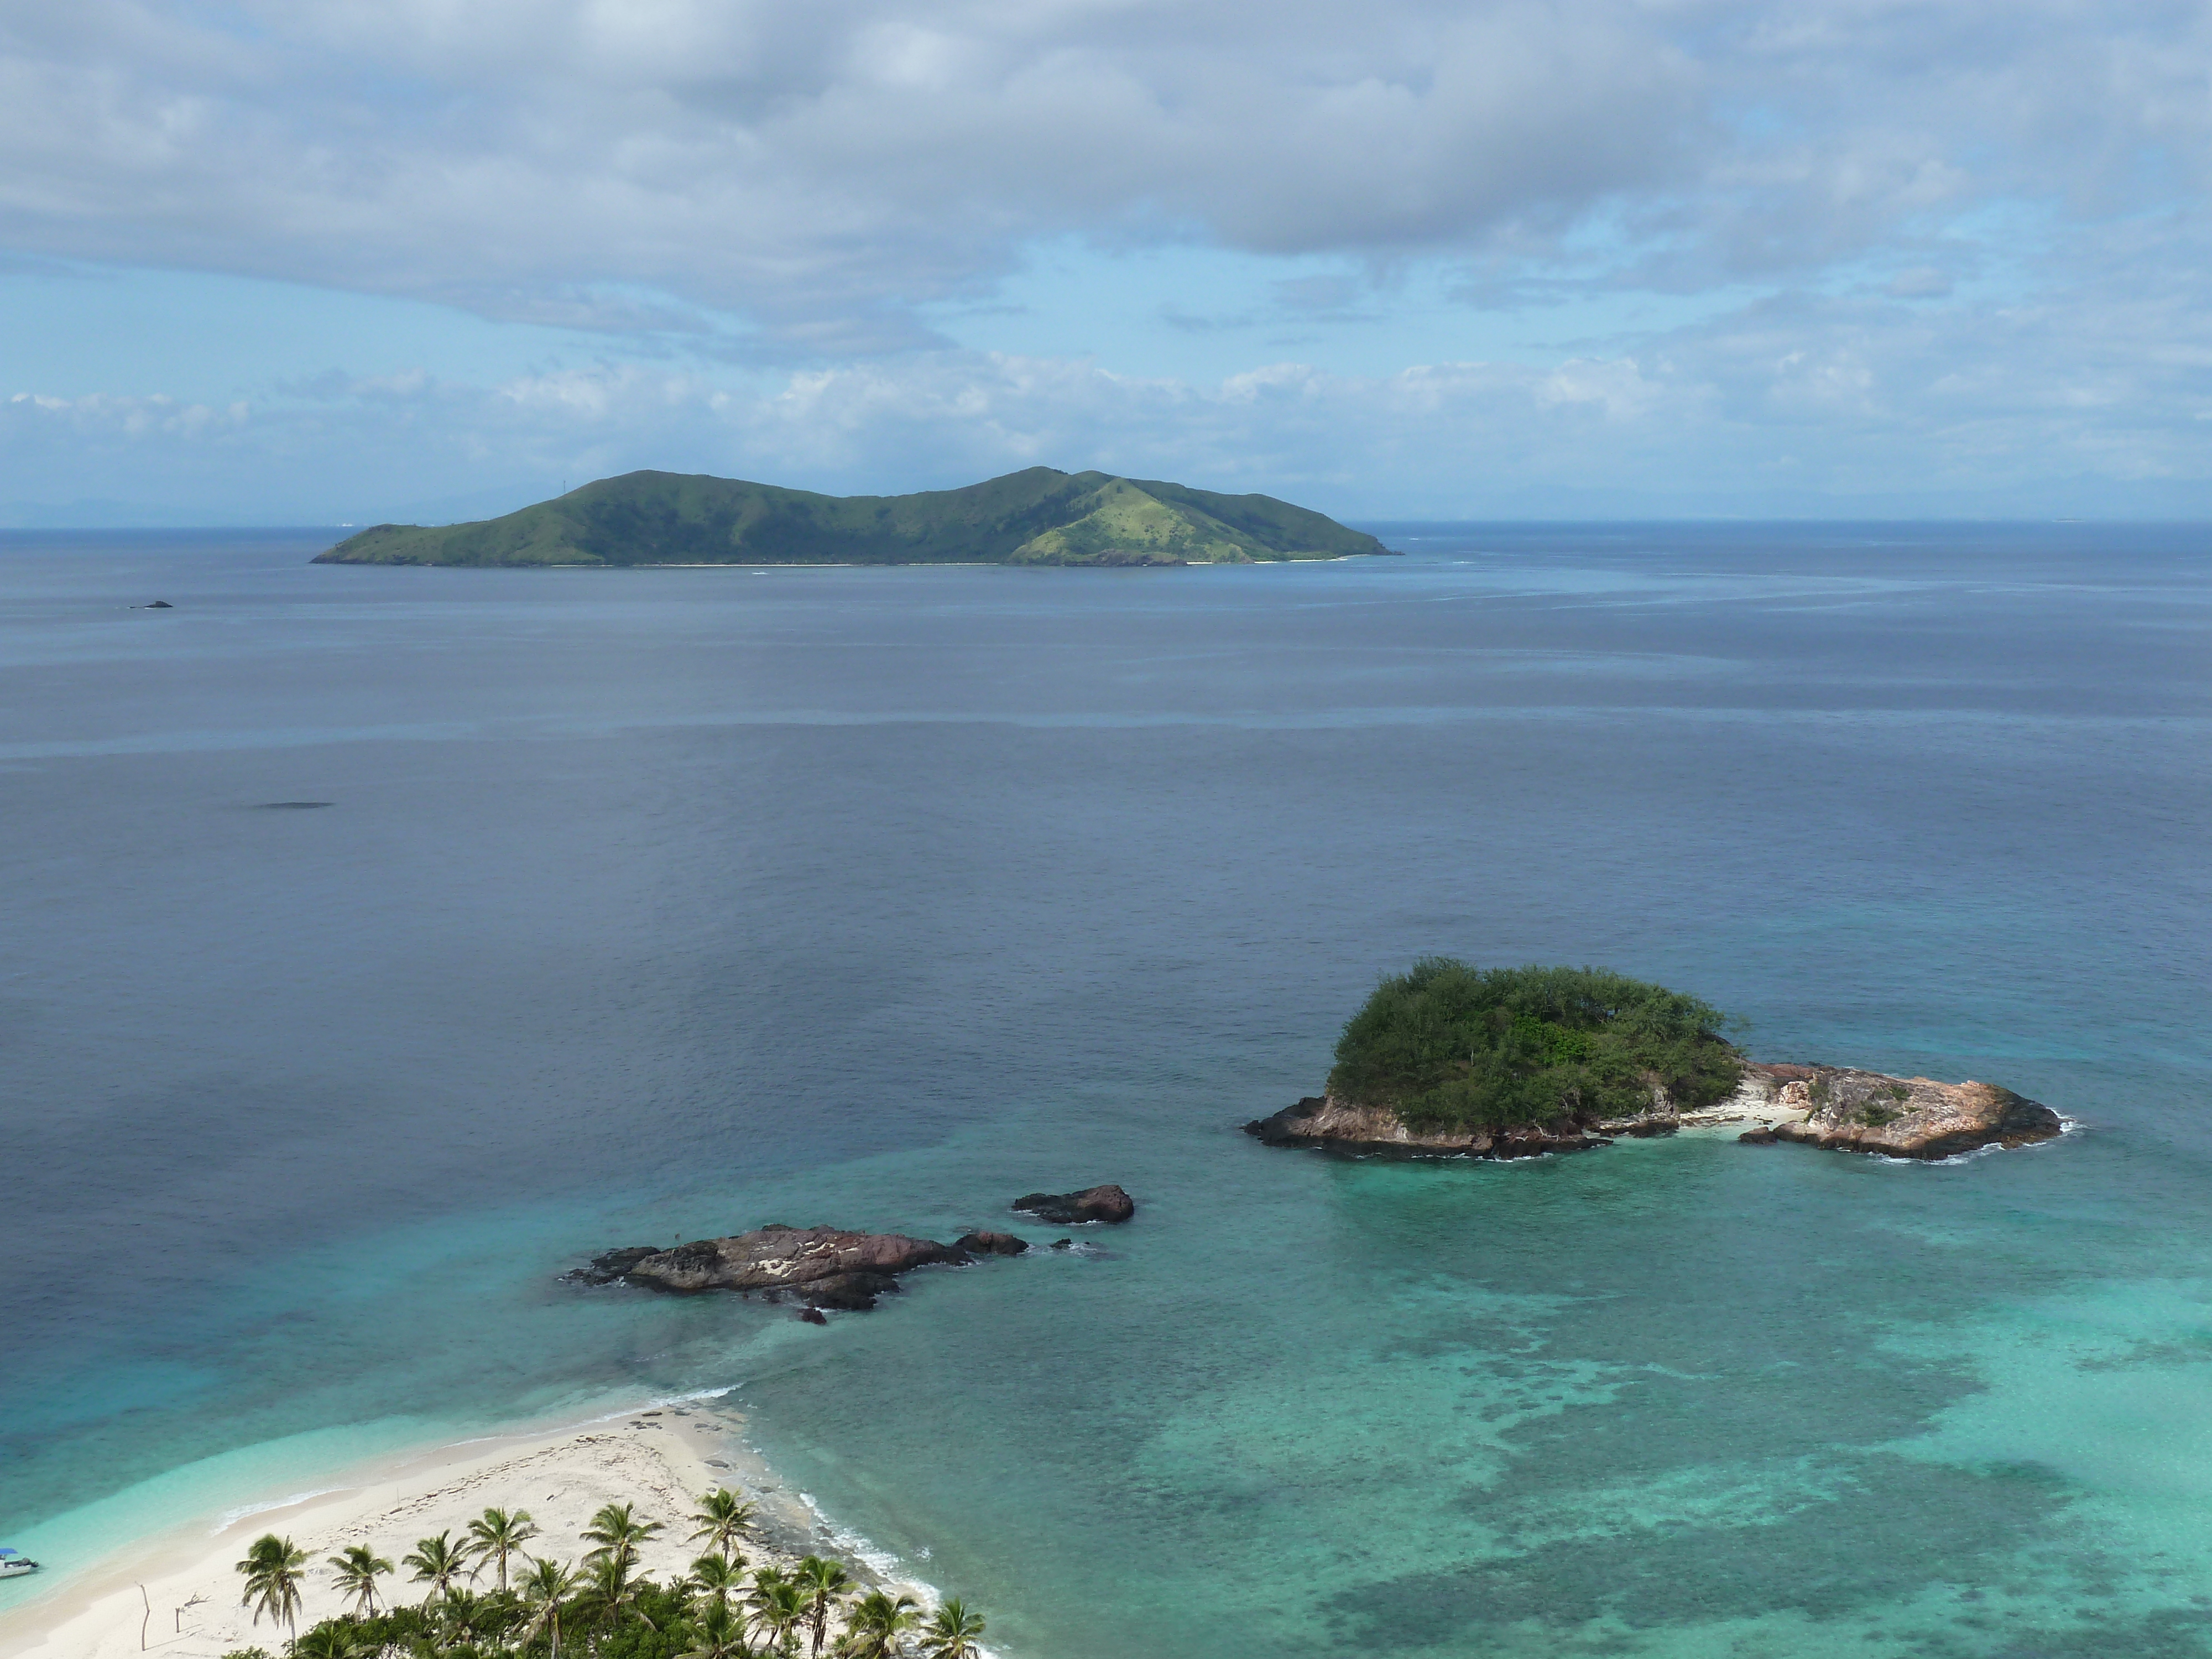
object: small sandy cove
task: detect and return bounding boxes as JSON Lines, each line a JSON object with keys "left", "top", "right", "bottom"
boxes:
{"left": 0, "top": 1402, "right": 867, "bottom": 1659}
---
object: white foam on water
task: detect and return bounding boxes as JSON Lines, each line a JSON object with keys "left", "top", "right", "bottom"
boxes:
{"left": 211, "top": 1488, "right": 347, "bottom": 1534}
{"left": 1875, "top": 1115, "right": 2087, "bottom": 1167}
{"left": 567, "top": 1384, "right": 738, "bottom": 1430}
{"left": 794, "top": 1489, "right": 932, "bottom": 1599}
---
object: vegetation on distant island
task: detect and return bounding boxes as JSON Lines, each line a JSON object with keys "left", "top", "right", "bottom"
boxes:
{"left": 1327, "top": 960, "right": 1745, "bottom": 1129}
{"left": 225, "top": 1490, "right": 985, "bottom": 1659}
{"left": 314, "top": 467, "right": 1389, "bottom": 568}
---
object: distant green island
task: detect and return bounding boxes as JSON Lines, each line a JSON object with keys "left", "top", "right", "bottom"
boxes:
{"left": 314, "top": 467, "right": 1391, "bottom": 568}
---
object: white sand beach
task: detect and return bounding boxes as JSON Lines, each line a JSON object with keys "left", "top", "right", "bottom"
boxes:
{"left": 0, "top": 1401, "right": 899, "bottom": 1659}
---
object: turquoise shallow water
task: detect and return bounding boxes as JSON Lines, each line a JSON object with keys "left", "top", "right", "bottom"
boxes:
{"left": 2, "top": 525, "right": 2209, "bottom": 1655}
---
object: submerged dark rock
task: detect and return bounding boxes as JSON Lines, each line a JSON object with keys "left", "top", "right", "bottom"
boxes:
{"left": 1012, "top": 1184, "right": 1135, "bottom": 1224}
{"left": 800, "top": 1272, "right": 904, "bottom": 1310}
{"left": 572, "top": 1245, "right": 660, "bottom": 1284}
{"left": 955, "top": 1231, "right": 1029, "bottom": 1255}
{"left": 141, "top": 599, "right": 174, "bottom": 608}
{"left": 567, "top": 1223, "right": 974, "bottom": 1311}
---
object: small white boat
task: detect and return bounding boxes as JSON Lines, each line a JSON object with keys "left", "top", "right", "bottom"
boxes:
{"left": 0, "top": 1548, "right": 40, "bottom": 1578}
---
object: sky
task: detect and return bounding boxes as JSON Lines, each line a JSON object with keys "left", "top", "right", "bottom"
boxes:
{"left": 4, "top": 0, "right": 2212, "bottom": 524}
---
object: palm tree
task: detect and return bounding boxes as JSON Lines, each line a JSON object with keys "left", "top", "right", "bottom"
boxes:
{"left": 582, "top": 1500, "right": 666, "bottom": 1571}
{"left": 402, "top": 1529, "right": 468, "bottom": 1604}
{"left": 680, "top": 1597, "right": 754, "bottom": 1659}
{"left": 234, "top": 1533, "right": 307, "bottom": 1643}
{"left": 747, "top": 1567, "right": 807, "bottom": 1656}
{"left": 690, "top": 1488, "right": 758, "bottom": 1561}
{"left": 326, "top": 1543, "right": 394, "bottom": 1618}
{"left": 795, "top": 1556, "right": 854, "bottom": 1659}
{"left": 438, "top": 1585, "right": 492, "bottom": 1645}
{"left": 578, "top": 1547, "right": 661, "bottom": 1634}
{"left": 691, "top": 1552, "right": 749, "bottom": 1613}
{"left": 291, "top": 1625, "right": 364, "bottom": 1659}
{"left": 922, "top": 1599, "right": 987, "bottom": 1659}
{"left": 465, "top": 1505, "right": 539, "bottom": 1593}
{"left": 842, "top": 1590, "right": 920, "bottom": 1659}
{"left": 520, "top": 1556, "right": 581, "bottom": 1659}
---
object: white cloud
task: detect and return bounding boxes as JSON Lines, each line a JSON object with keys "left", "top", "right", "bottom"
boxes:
{"left": 7, "top": 2, "right": 2212, "bottom": 515}
{"left": 7, "top": 389, "right": 248, "bottom": 436}
{"left": 16, "top": 268, "right": 2212, "bottom": 524}
{"left": 1536, "top": 358, "right": 1665, "bottom": 420}
{"left": 4, "top": 0, "right": 2208, "bottom": 349}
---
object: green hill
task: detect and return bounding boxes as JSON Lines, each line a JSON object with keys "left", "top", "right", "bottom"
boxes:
{"left": 314, "top": 467, "right": 1389, "bottom": 567}
{"left": 1328, "top": 960, "right": 1746, "bottom": 1130}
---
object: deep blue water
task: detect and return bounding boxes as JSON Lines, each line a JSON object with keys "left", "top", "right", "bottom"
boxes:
{"left": 2, "top": 524, "right": 2210, "bottom": 1656}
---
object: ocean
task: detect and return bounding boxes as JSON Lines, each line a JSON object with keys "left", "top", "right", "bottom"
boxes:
{"left": 2, "top": 523, "right": 2208, "bottom": 1657}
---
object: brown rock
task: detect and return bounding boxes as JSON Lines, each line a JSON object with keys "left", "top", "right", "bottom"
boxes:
{"left": 1244, "top": 1064, "right": 2064, "bottom": 1164}
{"left": 1012, "top": 1184, "right": 1136, "bottom": 1224}
{"left": 1756, "top": 1066, "right": 2064, "bottom": 1160}
{"left": 571, "top": 1224, "right": 970, "bottom": 1310}
{"left": 955, "top": 1231, "right": 1030, "bottom": 1256}
{"left": 1240, "top": 1097, "right": 1604, "bottom": 1159}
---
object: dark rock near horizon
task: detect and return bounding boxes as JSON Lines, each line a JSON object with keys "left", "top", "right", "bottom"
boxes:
{"left": 1013, "top": 1184, "right": 1135, "bottom": 1224}
{"left": 568, "top": 1223, "right": 975, "bottom": 1311}
{"left": 141, "top": 599, "right": 174, "bottom": 608}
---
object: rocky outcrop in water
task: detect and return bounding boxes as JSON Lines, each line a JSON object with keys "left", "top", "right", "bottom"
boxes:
{"left": 1247, "top": 1061, "right": 2063, "bottom": 1162}
{"left": 570, "top": 1223, "right": 977, "bottom": 1311}
{"left": 1012, "top": 1184, "right": 1136, "bottom": 1224}
{"left": 956, "top": 1230, "right": 1030, "bottom": 1255}
{"left": 1746, "top": 1065, "right": 2064, "bottom": 1159}
{"left": 1241, "top": 1097, "right": 1612, "bottom": 1157}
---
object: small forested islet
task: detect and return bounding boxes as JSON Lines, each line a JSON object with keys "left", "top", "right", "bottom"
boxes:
{"left": 1324, "top": 959, "right": 1745, "bottom": 1130}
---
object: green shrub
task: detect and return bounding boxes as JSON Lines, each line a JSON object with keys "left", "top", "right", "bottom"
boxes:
{"left": 1327, "top": 960, "right": 1744, "bottom": 1129}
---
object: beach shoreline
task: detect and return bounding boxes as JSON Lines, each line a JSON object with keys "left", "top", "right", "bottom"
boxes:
{"left": 0, "top": 1395, "right": 920, "bottom": 1659}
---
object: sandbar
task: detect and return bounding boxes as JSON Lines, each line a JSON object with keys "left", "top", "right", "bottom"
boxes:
{"left": 0, "top": 1400, "right": 913, "bottom": 1659}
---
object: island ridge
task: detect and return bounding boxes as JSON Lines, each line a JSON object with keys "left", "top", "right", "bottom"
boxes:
{"left": 314, "top": 467, "right": 1390, "bottom": 567}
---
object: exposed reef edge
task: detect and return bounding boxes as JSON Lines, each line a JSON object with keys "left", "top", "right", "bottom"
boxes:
{"left": 1244, "top": 1061, "right": 2063, "bottom": 1161}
